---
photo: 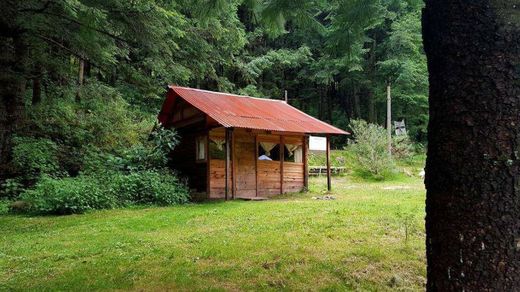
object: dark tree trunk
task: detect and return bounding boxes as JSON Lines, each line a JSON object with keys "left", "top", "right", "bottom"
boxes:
{"left": 423, "top": 1, "right": 520, "bottom": 290}
{"left": 327, "top": 84, "right": 333, "bottom": 124}
{"left": 0, "top": 33, "right": 28, "bottom": 178}
{"left": 318, "top": 85, "right": 323, "bottom": 120}
{"left": 353, "top": 86, "right": 361, "bottom": 119}
{"left": 84, "top": 60, "right": 91, "bottom": 77}
{"left": 367, "top": 92, "right": 375, "bottom": 123}
{"left": 31, "top": 65, "right": 42, "bottom": 105}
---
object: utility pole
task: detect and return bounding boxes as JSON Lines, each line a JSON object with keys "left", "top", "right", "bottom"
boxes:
{"left": 386, "top": 83, "right": 392, "bottom": 155}
{"left": 284, "top": 90, "right": 288, "bottom": 103}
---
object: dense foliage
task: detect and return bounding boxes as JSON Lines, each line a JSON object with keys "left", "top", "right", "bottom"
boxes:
{"left": 1, "top": 83, "right": 188, "bottom": 213}
{"left": 1, "top": 0, "right": 428, "bottom": 210}
{"left": 349, "top": 119, "right": 394, "bottom": 179}
{"left": 18, "top": 171, "right": 189, "bottom": 215}
{"left": 348, "top": 119, "right": 415, "bottom": 179}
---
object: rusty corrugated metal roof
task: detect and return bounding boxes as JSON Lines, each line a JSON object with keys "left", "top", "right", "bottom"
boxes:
{"left": 159, "top": 85, "right": 349, "bottom": 135}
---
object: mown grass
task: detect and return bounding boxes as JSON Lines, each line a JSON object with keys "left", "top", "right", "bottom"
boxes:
{"left": 0, "top": 159, "right": 426, "bottom": 291}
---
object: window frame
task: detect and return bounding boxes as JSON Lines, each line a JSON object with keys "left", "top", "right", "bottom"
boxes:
{"left": 257, "top": 136, "right": 281, "bottom": 161}
{"left": 195, "top": 135, "right": 207, "bottom": 163}
{"left": 283, "top": 143, "right": 303, "bottom": 163}
{"left": 208, "top": 135, "right": 226, "bottom": 160}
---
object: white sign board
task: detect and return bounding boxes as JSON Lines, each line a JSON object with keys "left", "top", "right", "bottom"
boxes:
{"left": 309, "top": 136, "right": 326, "bottom": 151}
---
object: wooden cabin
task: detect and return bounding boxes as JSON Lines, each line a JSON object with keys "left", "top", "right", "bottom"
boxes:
{"left": 158, "top": 86, "right": 348, "bottom": 200}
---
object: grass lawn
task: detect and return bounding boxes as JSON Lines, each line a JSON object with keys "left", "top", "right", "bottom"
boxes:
{"left": 0, "top": 169, "right": 426, "bottom": 290}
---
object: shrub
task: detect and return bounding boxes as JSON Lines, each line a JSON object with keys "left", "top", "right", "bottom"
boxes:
{"left": 12, "top": 136, "right": 60, "bottom": 179}
{"left": 82, "top": 125, "right": 179, "bottom": 174}
{"left": 392, "top": 135, "right": 415, "bottom": 161}
{"left": 348, "top": 119, "right": 394, "bottom": 179}
{"left": 19, "top": 170, "right": 189, "bottom": 215}
{"left": 23, "top": 83, "right": 155, "bottom": 177}
{"left": 0, "top": 178, "right": 25, "bottom": 199}
{"left": 20, "top": 176, "right": 117, "bottom": 214}
{"left": 28, "top": 83, "right": 151, "bottom": 152}
{"left": 0, "top": 200, "right": 10, "bottom": 215}
{"left": 102, "top": 170, "right": 190, "bottom": 206}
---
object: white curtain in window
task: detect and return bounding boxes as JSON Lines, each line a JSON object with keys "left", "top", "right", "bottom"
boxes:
{"left": 294, "top": 147, "right": 302, "bottom": 163}
{"left": 197, "top": 137, "right": 206, "bottom": 160}
{"left": 286, "top": 144, "right": 303, "bottom": 163}
{"left": 285, "top": 144, "right": 299, "bottom": 157}
{"left": 260, "top": 142, "right": 277, "bottom": 157}
{"left": 210, "top": 137, "right": 225, "bottom": 151}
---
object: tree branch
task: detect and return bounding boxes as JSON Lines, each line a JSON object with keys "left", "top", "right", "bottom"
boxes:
{"left": 31, "top": 33, "right": 104, "bottom": 71}
{"left": 38, "top": 11, "right": 133, "bottom": 45}
{"left": 19, "top": 0, "right": 54, "bottom": 13}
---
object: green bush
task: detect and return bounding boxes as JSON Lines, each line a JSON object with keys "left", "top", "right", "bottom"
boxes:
{"left": 104, "top": 170, "right": 189, "bottom": 206}
{"left": 114, "top": 126, "right": 179, "bottom": 172}
{"left": 28, "top": 83, "right": 151, "bottom": 152}
{"left": 12, "top": 136, "right": 60, "bottom": 179}
{"left": 81, "top": 125, "right": 179, "bottom": 174}
{"left": 23, "top": 83, "right": 154, "bottom": 177}
{"left": 0, "top": 200, "right": 10, "bottom": 215}
{"left": 348, "top": 119, "right": 394, "bottom": 179}
{"left": 392, "top": 135, "right": 415, "bottom": 161}
{"left": 19, "top": 170, "right": 189, "bottom": 215}
{"left": 20, "top": 176, "right": 117, "bottom": 214}
{"left": 0, "top": 178, "right": 25, "bottom": 199}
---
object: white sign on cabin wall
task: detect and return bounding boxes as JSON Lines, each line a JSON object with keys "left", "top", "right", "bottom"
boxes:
{"left": 309, "top": 136, "right": 327, "bottom": 151}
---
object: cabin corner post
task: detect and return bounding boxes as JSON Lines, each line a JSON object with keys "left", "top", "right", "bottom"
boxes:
{"left": 231, "top": 128, "right": 236, "bottom": 199}
{"left": 206, "top": 131, "right": 210, "bottom": 197}
{"left": 326, "top": 134, "right": 331, "bottom": 192}
{"left": 254, "top": 134, "right": 258, "bottom": 197}
{"left": 303, "top": 135, "right": 309, "bottom": 191}
{"left": 225, "top": 128, "right": 232, "bottom": 200}
{"left": 280, "top": 135, "right": 285, "bottom": 194}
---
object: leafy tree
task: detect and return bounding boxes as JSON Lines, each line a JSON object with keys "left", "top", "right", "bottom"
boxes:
{"left": 0, "top": 0, "right": 431, "bottom": 192}
{"left": 349, "top": 119, "right": 394, "bottom": 179}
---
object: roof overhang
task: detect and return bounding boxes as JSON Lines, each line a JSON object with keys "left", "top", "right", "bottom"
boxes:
{"left": 159, "top": 85, "right": 350, "bottom": 135}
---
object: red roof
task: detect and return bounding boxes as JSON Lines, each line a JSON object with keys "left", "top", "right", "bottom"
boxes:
{"left": 159, "top": 86, "right": 349, "bottom": 135}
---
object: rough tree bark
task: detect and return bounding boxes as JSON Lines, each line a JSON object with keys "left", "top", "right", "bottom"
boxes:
{"left": 423, "top": 0, "right": 520, "bottom": 290}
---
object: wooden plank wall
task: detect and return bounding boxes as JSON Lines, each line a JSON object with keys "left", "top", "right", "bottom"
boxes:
{"left": 208, "top": 159, "right": 231, "bottom": 198}
{"left": 256, "top": 133, "right": 305, "bottom": 196}
{"left": 282, "top": 136, "right": 304, "bottom": 193}
{"left": 208, "top": 128, "right": 231, "bottom": 198}
{"left": 257, "top": 160, "right": 281, "bottom": 196}
{"left": 208, "top": 128, "right": 306, "bottom": 198}
{"left": 283, "top": 162, "right": 304, "bottom": 193}
{"left": 257, "top": 133, "right": 281, "bottom": 196}
{"left": 234, "top": 133, "right": 256, "bottom": 197}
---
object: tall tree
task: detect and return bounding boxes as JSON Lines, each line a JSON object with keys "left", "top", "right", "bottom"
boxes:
{"left": 423, "top": 0, "right": 520, "bottom": 290}
{"left": 0, "top": 0, "right": 244, "bottom": 178}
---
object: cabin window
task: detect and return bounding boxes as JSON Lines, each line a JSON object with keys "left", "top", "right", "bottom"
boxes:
{"left": 284, "top": 144, "right": 303, "bottom": 163}
{"left": 258, "top": 142, "right": 280, "bottom": 161}
{"left": 209, "top": 137, "right": 226, "bottom": 160}
{"left": 196, "top": 136, "right": 207, "bottom": 162}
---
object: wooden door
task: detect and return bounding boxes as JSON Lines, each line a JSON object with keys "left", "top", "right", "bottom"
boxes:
{"left": 234, "top": 134, "right": 256, "bottom": 197}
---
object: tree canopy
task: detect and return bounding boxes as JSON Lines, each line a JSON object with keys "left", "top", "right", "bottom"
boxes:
{"left": 0, "top": 0, "right": 428, "bottom": 178}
